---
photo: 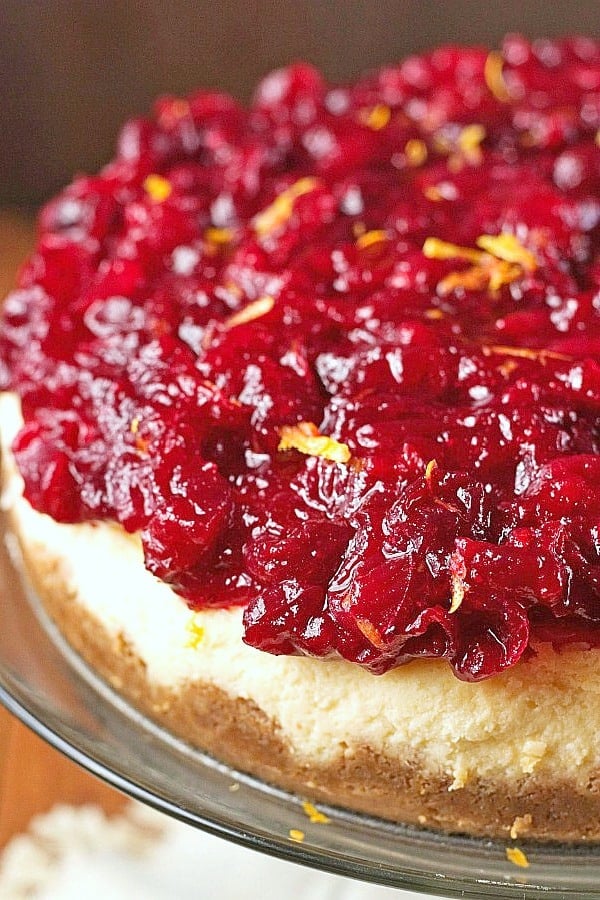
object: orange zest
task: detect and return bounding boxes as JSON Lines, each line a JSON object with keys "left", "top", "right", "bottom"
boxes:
{"left": 484, "top": 51, "right": 512, "bottom": 103}
{"left": 302, "top": 801, "right": 331, "bottom": 824}
{"left": 449, "top": 550, "right": 468, "bottom": 615}
{"left": 129, "top": 418, "right": 149, "bottom": 454}
{"left": 135, "top": 436, "right": 149, "bottom": 454}
{"left": 454, "top": 123, "right": 486, "bottom": 167}
{"left": 357, "top": 104, "right": 391, "bottom": 130}
{"left": 424, "top": 459, "right": 461, "bottom": 513}
{"left": 224, "top": 296, "right": 275, "bottom": 329}
{"left": 424, "top": 183, "right": 457, "bottom": 202}
{"left": 422, "top": 233, "right": 537, "bottom": 295}
{"left": 482, "top": 344, "right": 572, "bottom": 364}
{"left": 252, "top": 177, "right": 322, "bottom": 236}
{"left": 278, "top": 422, "right": 351, "bottom": 464}
{"left": 434, "top": 123, "right": 487, "bottom": 170}
{"left": 355, "top": 229, "right": 390, "bottom": 251}
{"left": 204, "top": 226, "right": 235, "bottom": 246}
{"left": 505, "top": 846, "right": 530, "bottom": 868}
{"left": 356, "top": 617, "right": 387, "bottom": 649}
{"left": 157, "top": 98, "right": 191, "bottom": 127}
{"left": 424, "top": 459, "right": 439, "bottom": 483}
{"left": 449, "top": 576, "right": 465, "bottom": 614}
{"left": 184, "top": 615, "right": 205, "bottom": 649}
{"left": 476, "top": 233, "right": 537, "bottom": 270}
{"left": 422, "top": 238, "right": 483, "bottom": 264}
{"left": 143, "top": 174, "right": 172, "bottom": 203}
{"left": 404, "top": 138, "right": 428, "bottom": 167}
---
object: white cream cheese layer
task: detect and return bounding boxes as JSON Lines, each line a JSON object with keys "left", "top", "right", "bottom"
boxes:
{"left": 2, "top": 391, "right": 600, "bottom": 787}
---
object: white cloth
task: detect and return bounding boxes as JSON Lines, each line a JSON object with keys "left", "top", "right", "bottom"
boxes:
{"left": 0, "top": 802, "right": 430, "bottom": 900}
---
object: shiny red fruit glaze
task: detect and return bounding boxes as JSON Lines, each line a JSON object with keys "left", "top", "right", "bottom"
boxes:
{"left": 4, "top": 36, "right": 600, "bottom": 680}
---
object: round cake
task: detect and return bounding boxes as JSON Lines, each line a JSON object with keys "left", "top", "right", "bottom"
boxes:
{"left": 3, "top": 35, "right": 600, "bottom": 841}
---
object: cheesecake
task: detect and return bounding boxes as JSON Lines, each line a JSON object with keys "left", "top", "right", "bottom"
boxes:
{"left": 3, "top": 35, "right": 600, "bottom": 839}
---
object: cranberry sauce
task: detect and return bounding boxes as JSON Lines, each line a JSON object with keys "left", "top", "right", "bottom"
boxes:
{"left": 4, "top": 36, "right": 600, "bottom": 680}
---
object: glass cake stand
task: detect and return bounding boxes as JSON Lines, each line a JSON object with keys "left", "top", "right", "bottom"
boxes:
{"left": 1, "top": 525, "right": 600, "bottom": 899}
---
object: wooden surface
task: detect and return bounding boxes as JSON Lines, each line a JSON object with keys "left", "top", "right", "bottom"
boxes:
{"left": 0, "top": 213, "right": 126, "bottom": 848}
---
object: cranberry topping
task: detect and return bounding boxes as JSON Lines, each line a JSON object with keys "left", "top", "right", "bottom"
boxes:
{"left": 5, "top": 37, "right": 600, "bottom": 680}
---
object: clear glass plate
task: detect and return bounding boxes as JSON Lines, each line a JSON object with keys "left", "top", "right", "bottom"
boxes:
{"left": 1, "top": 523, "right": 600, "bottom": 899}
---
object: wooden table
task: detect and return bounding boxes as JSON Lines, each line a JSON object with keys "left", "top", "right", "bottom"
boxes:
{"left": 0, "top": 213, "right": 126, "bottom": 848}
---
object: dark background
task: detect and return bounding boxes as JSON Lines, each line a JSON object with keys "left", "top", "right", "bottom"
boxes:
{"left": 1, "top": 0, "right": 599, "bottom": 207}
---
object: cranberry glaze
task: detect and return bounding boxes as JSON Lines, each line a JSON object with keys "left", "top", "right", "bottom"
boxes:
{"left": 4, "top": 37, "right": 600, "bottom": 680}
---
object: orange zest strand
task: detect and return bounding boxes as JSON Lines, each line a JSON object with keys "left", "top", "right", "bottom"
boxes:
{"left": 278, "top": 422, "right": 351, "bottom": 463}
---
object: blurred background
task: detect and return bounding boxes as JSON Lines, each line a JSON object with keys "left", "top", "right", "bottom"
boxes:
{"left": 0, "top": 0, "right": 599, "bottom": 208}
